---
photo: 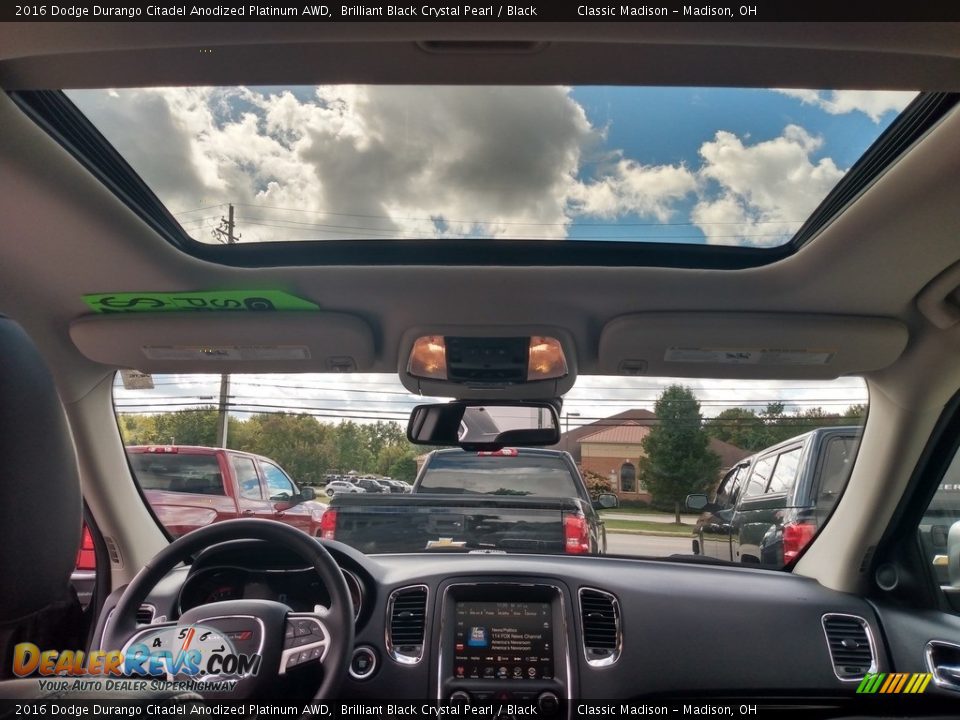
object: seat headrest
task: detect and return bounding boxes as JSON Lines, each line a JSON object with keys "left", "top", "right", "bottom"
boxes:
{"left": 0, "top": 317, "right": 82, "bottom": 621}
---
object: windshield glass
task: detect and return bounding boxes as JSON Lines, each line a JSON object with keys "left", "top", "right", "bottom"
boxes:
{"left": 115, "top": 372, "right": 866, "bottom": 566}
{"left": 67, "top": 86, "right": 916, "bottom": 248}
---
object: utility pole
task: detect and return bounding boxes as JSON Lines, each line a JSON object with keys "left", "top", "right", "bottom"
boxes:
{"left": 212, "top": 203, "right": 240, "bottom": 245}
{"left": 212, "top": 204, "right": 239, "bottom": 448}
{"left": 215, "top": 375, "right": 230, "bottom": 448}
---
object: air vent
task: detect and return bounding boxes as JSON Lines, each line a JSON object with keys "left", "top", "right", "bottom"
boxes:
{"left": 579, "top": 588, "right": 621, "bottom": 667}
{"left": 136, "top": 604, "right": 155, "bottom": 625}
{"left": 822, "top": 614, "right": 877, "bottom": 680}
{"left": 386, "top": 586, "right": 428, "bottom": 664}
{"left": 104, "top": 536, "right": 123, "bottom": 567}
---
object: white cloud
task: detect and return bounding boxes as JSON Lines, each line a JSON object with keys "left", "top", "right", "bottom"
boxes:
{"left": 691, "top": 125, "right": 844, "bottom": 247}
{"left": 775, "top": 89, "right": 916, "bottom": 122}
{"left": 569, "top": 159, "right": 697, "bottom": 222}
{"left": 68, "top": 87, "right": 886, "bottom": 248}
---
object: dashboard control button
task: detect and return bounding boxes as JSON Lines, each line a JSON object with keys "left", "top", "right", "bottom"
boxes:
{"left": 537, "top": 691, "right": 560, "bottom": 716}
{"left": 349, "top": 646, "right": 378, "bottom": 680}
{"left": 449, "top": 690, "right": 471, "bottom": 703}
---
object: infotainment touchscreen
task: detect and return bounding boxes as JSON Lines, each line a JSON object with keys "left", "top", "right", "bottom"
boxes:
{"left": 453, "top": 601, "right": 553, "bottom": 680}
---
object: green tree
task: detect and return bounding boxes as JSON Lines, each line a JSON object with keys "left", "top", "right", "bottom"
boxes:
{"left": 705, "top": 407, "right": 768, "bottom": 451}
{"left": 639, "top": 385, "right": 721, "bottom": 523}
{"left": 117, "top": 413, "right": 159, "bottom": 445}
{"left": 388, "top": 453, "right": 418, "bottom": 482}
{"left": 152, "top": 407, "right": 219, "bottom": 446}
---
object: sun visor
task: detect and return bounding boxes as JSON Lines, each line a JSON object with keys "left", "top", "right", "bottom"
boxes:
{"left": 598, "top": 313, "right": 908, "bottom": 380}
{"left": 70, "top": 312, "right": 375, "bottom": 373}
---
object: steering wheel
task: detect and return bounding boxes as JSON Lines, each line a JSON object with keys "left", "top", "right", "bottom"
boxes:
{"left": 101, "top": 519, "right": 354, "bottom": 701}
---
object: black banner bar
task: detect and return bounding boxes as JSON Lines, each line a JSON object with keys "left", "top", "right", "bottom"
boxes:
{"left": 3, "top": 697, "right": 960, "bottom": 719}
{"left": 2, "top": 1, "right": 960, "bottom": 23}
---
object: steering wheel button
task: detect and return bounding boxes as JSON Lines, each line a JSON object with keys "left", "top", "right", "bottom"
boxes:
{"left": 308, "top": 646, "right": 323, "bottom": 661}
{"left": 294, "top": 619, "right": 314, "bottom": 636}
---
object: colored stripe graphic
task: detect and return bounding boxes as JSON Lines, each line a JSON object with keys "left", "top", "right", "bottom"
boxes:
{"left": 856, "top": 672, "right": 931, "bottom": 693}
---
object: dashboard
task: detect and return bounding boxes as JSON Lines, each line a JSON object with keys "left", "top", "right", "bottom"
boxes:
{"left": 93, "top": 538, "right": 960, "bottom": 714}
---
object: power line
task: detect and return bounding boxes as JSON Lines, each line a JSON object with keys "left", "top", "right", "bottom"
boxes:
{"left": 232, "top": 202, "right": 804, "bottom": 229}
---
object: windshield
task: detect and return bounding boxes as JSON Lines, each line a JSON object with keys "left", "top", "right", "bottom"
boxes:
{"left": 115, "top": 372, "right": 866, "bottom": 566}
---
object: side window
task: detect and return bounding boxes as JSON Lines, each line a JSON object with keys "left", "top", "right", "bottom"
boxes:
{"left": 232, "top": 456, "right": 263, "bottom": 500}
{"left": 815, "top": 436, "right": 859, "bottom": 505}
{"left": 263, "top": 461, "right": 296, "bottom": 501}
{"left": 767, "top": 447, "right": 803, "bottom": 494}
{"left": 727, "top": 465, "right": 747, "bottom": 507}
{"left": 715, "top": 465, "right": 742, "bottom": 508}
{"left": 744, "top": 455, "right": 776, "bottom": 497}
{"left": 919, "top": 447, "right": 960, "bottom": 590}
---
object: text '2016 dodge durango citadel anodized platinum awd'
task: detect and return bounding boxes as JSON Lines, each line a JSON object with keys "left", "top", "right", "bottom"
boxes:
{"left": 1, "top": 10, "right": 960, "bottom": 720}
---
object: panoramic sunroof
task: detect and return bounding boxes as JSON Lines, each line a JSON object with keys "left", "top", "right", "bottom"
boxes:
{"left": 63, "top": 86, "right": 918, "bottom": 249}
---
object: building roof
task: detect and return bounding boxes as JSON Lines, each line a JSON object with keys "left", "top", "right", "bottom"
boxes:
{"left": 550, "top": 408, "right": 657, "bottom": 461}
{"left": 580, "top": 421, "right": 649, "bottom": 445}
{"left": 551, "top": 408, "right": 751, "bottom": 470}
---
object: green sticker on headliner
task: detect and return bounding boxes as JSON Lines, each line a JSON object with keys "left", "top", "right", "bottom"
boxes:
{"left": 83, "top": 290, "right": 319, "bottom": 313}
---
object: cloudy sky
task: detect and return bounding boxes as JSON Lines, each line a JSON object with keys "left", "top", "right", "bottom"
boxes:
{"left": 68, "top": 85, "right": 915, "bottom": 248}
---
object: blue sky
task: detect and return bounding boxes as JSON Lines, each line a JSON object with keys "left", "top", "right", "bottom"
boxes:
{"left": 68, "top": 85, "right": 916, "bottom": 248}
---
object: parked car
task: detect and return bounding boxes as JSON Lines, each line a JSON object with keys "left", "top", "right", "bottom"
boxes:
{"left": 351, "top": 477, "right": 391, "bottom": 494}
{"left": 324, "top": 479, "right": 366, "bottom": 496}
{"left": 383, "top": 478, "right": 411, "bottom": 493}
{"left": 126, "top": 445, "right": 327, "bottom": 537}
{"left": 689, "top": 427, "right": 862, "bottom": 565}
{"left": 323, "top": 448, "right": 617, "bottom": 554}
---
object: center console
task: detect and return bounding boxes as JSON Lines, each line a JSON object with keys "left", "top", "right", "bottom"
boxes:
{"left": 436, "top": 581, "right": 571, "bottom": 714}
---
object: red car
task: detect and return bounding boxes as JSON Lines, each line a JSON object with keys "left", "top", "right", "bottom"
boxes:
{"left": 125, "top": 445, "right": 327, "bottom": 537}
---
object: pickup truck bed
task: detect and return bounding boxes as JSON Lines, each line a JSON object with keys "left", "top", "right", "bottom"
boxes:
{"left": 325, "top": 493, "right": 596, "bottom": 554}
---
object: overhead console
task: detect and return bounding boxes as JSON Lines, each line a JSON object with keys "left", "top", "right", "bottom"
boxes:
{"left": 434, "top": 580, "right": 572, "bottom": 716}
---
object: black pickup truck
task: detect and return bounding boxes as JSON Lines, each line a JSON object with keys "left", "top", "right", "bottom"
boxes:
{"left": 321, "top": 448, "right": 615, "bottom": 554}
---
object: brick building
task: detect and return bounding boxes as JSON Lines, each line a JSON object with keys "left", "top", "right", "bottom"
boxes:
{"left": 551, "top": 409, "right": 750, "bottom": 503}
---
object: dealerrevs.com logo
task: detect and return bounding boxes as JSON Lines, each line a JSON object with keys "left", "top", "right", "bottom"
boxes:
{"left": 12, "top": 625, "right": 261, "bottom": 692}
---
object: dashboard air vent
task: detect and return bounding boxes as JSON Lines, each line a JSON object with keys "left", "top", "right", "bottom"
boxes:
{"left": 386, "top": 585, "right": 428, "bottom": 664}
{"left": 136, "top": 605, "right": 155, "bottom": 625}
{"left": 822, "top": 613, "right": 877, "bottom": 680}
{"left": 579, "top": 588, "right": 621, "bottom": 667}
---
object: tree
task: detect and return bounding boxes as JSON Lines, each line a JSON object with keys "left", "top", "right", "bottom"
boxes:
{"left": 705, "top": 407, "right": 768, "bottom": 450}
{"left": 152, "top": 407, "right": 219, "bottom": 446}
{"left": 388, "top": 453, "right": 418, "bottom": 482}
{"left": 639, "top": 385, "right": 721, "bottom": 523}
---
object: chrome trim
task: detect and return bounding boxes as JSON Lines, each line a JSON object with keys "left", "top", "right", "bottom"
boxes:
{"left": 348, "top": 646, "right": 379, "bottom": 681}
{"left": 385, "top": 584, "right": 429, "bottom": 665}
{"left": 578, "top": 587, "right": 622, "bottom": 668}
{"left": 279, "top": 614, "right": 331, "bottom": 675}
{"left": 821, "top": 613, "right": 878, "bottom": 681}
{"left": 436, "top": 580, "right": 572, "bottom": 710}
{"left": 925, "top": 640, "right": 960, "bottom": 693}
{"left": 137, "top": 603, "right": 158, "bottom": 624}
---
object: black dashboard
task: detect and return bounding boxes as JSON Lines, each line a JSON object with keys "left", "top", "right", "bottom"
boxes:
{"left": 93, "top": 538, "right": 960, "bottom": 714}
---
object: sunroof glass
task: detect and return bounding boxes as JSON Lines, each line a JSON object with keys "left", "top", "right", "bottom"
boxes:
{"left": 65, "top": 86, "right": 917, "bottom": 248}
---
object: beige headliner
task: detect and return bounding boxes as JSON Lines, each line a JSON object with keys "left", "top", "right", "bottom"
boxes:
{"left": 1, "top": 22, "right": 960, "bottom": 589}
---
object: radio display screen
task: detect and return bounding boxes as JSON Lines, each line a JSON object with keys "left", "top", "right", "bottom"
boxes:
{"left": 453, "top": 601, "right": 553, "bottom": 681}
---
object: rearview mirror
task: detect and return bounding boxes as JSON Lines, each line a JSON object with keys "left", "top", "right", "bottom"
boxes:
{"left": 407, "top": 401, "right": 560, "bottom": 451}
